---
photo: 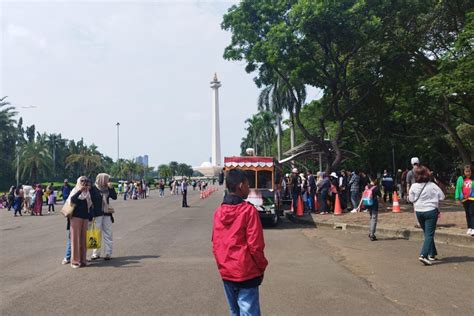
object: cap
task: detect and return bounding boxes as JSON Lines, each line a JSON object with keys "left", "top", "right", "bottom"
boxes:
{"left": 292, "top": 168, "right": 298, "bottom": 173}
{"left": 411, "top": 157, "right": 420, "bottom": 165}
{"left": 330, "top": 172, "right": 338, "bottom": 178}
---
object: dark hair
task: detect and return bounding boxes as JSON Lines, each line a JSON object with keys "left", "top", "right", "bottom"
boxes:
{"left": 414, "top": 165, "right": 431, "bottom": 183}
{"left": 226, "top": 169, "right": 248, "bottom": 193}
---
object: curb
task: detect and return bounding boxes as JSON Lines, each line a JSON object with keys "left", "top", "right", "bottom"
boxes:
{"left": 290, "top": 214, "right": 473, "bottom": 249}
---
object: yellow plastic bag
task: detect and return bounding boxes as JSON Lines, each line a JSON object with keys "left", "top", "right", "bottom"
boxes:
{"left": 87, "top": 220, "right": 101, "bottom": 249}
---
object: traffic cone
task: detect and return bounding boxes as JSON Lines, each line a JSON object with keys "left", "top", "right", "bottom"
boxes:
{"left": 200, "top": 191, "right": 203, "bottom": 199}
{"left": 296, "top": 195, "right": 304, "bottom": 217}
{"left": 334, "top": 193, "right": 343, "bottom": 215}
{"left": 392, "top": 191, "right": 401, "bottom": 213}
{"left": 314, "top": 194, "right": 319, "bottom": 212}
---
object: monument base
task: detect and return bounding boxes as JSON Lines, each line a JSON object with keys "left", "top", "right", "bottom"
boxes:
{"left": 193, "top": 165, "right": 222, "bottom": 177}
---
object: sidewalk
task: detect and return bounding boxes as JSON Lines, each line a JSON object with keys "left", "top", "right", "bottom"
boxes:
{"left": 289, "top": 200, "right": 473, "bottom": 248}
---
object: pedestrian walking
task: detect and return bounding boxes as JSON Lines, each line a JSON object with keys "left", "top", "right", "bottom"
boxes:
{"left": 359, "top": 175, "right": 382, "bottom": 241}
{"left": 455, "top": 164, "right": 474, "bottom": 236}
{"left": 90, "top": 173, "right": 117, "bottom": 261}
{"left": 408, "top": 166, "right": 445, "bottom": 265}
{"left": 22, "top": 182, "right": 33, "bottom": 214}
{"left": 69, "top": 176, "right": 92, "bottom": 268}
{"left": 406, "top": 157, "right": 420, "bottom": 199}
{"left": 61, "top": 179, "right": 72, "bottom": 204}
{"left": 181, "top": 177, "right": 189, "bottom": 207}
{"left": 212, "top": 169, "right": 268, "bottom": 316}
{"left": 32, "top": 184, "right": 43, "bottom": 216}
{"left": 7, "top": 186, "right": 15, "bottom": 211}
{"left": 47, "top": 187, "right": 56, "bottom": 213}
{"left": 13, "top": 185, "right": 24, "bottom": 217}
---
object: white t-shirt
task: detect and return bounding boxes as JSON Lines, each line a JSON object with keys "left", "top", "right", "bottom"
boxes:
{"left": 23, "top": 185, "right": 33, "bottom": 198}
{"left": 408, "top": 182, "right": 445, "bottom": 212}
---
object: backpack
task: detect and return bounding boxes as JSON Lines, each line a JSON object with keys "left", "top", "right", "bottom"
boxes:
{"left": 362, "top": 185, "right": 376, "bottom": 206}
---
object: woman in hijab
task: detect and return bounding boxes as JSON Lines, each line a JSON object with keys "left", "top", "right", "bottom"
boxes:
{"left": 90, "top": 173, "right": 117, "bottom": 261}
{"left": 32, "top": 184, "right": 43, "bottom": 216}
{"left": 69, "top": 176, "right": 93, "bottom": 268}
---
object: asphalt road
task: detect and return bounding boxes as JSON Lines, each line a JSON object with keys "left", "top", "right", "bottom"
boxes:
{"left": 1, "top": 189, "right": 473, "bottom": 315}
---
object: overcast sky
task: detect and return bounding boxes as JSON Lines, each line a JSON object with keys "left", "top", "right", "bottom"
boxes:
{"left": 1, "top": 0, "right": 276, "bottom": 168}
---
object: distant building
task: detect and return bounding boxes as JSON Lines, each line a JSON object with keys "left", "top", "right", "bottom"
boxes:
{"left": 136, "top": 155, "right": 149, "bottom": 167}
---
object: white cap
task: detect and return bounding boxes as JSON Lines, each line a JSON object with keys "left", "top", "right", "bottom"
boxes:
{"left": 411, "top": 157, "right": 420, "bottom": 165}
{"left": 330, "top": 172, "right": 338, "bottom": 178}
{"left": 292, "top": 168, "right": 298, "bottom": 173}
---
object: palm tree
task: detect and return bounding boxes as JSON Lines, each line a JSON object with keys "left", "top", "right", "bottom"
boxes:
{"left": 258, "top": 78, "right": 306, "bottom": 158}
{"left": 0, "top": 96, "right": 17, "bottom": 130}
{"left": 169, "top": 161, "right": 179, "bottom": 177}
{"left": 66, "top": 146, "right": 102, "bottom": 178}
{"left": 241, "top": 111, "right": 276, "bottom": 156}
{"left": 158, "top": 164, "right": 171, "bottom": 179}
{"left": 18, "top": 141, "right": 52, "bottom": 182}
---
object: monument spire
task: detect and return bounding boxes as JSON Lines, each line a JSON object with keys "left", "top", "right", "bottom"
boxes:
{"left": 210, "top": 73, "right": 222, "bottom": 167}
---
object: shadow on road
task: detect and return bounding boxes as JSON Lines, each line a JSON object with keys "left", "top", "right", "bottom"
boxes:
{"left": 263, "top": 214, "right": 316, "bottom": 230}
{"left": 436, "top": 256, "right": 474, "bottom": 265}
{"left": 90, "top": 255, "right": 160, "bottom": 268}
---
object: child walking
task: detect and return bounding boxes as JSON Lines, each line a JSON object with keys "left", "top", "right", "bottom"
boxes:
{"left": 455, "top": 164, "right": 474, "bottom": 236}
{"left": 359, "top": 175, "right": 382, "bottom": 241}
{"left": 48, "top": 188, "right": 56, "bottom": 213}
{"left": 212, "top": 169, "right": 268, "bottom": 316}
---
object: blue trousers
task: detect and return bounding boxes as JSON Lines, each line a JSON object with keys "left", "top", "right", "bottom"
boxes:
{"left": 416, "top": 209, "right": 438, "bottom": 258}
{"left": 223, "top": 281, "right": 260, "bottom": 316}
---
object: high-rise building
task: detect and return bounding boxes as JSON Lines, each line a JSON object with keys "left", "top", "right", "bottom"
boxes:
{"left": 136, "top": 155, "right": 149, "bottom": 167}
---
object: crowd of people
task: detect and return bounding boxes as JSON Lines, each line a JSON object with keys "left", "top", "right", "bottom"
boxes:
{"left": 1, "top": 180, "right": 73, "bottom": 216}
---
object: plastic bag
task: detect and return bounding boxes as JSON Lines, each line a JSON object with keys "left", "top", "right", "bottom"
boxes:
{"left": 87, "top": 220, "right": 102, "bottom": 249}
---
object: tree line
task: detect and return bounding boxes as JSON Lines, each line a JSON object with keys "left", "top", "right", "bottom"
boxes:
{"left": 0, "top": 96, "right": 194, "bottom": 190}
{"left": 224, "top": 0, "right": 473, "bottom": 175}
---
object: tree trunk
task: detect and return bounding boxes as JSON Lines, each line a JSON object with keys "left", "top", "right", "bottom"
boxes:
{"left": 276, "top": 116, "right": 282, "bottom": 161}
{"left": 439, "top": 121, "right": 471, "bottom": 165}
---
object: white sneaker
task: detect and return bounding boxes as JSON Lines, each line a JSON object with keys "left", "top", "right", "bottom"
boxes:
{"left": 467, "top": 229, "right": 472, "bottom": 235}
{"left": 71, "top": 263, "right": 80, "bottom": 269}
{"left": 350, "top": 209, "right": 357, "bottom": 213}
{"left": 62, "top": 258, "right": 70, "bottom": 265}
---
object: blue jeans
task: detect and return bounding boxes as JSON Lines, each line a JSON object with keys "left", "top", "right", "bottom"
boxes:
{"left": 223, "top": 281, "right": 260, "bottom": 316}
{"left": 350, "top": 191, "right": 360, "bottom": 209}
{"left": 65, "top": 230, "right": 71, "bottom": 260}
{"left": 416, "top": 209, "right": 438, "bottom": 258}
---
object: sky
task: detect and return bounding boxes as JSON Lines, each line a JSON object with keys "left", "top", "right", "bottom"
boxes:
{"left": 0, "top": 0, "right": 278, "bottom": 168}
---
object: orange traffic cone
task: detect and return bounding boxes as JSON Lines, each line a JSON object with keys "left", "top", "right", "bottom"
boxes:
{"left": 392, "top": 191, "right": 401, "bottom": 213}
{"left": 314, "top": 194, "right": 319, "bottom": 211}
{"left": 296, "top": 195, "right": 304, "bottom": 217}
{"left": 334, "top": 193, "right": 343, "bottom": 215}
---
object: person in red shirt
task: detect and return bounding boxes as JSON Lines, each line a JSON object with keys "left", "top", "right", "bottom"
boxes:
{"left": 212, "top": 169, "right": 268, "bottom": 316}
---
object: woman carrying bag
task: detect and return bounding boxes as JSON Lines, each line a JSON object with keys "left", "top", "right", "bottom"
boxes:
{"left": 69, "top": 176, "right": 93, "bottom": 268}
{"left": 408, "top": 166, "right": 445, "bottom": 266}
{"left": 90, "top": 173, "right": 117, "bottom": 261}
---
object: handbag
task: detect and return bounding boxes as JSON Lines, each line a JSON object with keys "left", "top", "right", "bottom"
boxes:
{"left": 60, "top": 200, "right": 76, "bottom": 217}
{"left": 86, "top": 220, "right": 102, "bottom": 249}
{"left": 104, "top": 206, "right": 115, "bottom": 214}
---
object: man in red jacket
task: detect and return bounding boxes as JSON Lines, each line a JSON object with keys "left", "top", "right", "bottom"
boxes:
{"left": 212, "top": 169, "right": 268, "bottom": 316}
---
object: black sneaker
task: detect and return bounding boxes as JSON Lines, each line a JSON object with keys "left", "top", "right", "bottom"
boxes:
{"left": 419, "top": 256, "right": 432, "bottom": 266}
{"left": 369, "top": 235, "right": 377, "bottom": 241}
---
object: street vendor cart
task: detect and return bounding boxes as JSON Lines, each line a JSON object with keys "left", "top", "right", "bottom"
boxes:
{"left": 223, "top": 156, "right": 282, "bottom": 226}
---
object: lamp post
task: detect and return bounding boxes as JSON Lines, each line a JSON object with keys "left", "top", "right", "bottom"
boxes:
{"left": 116, "top": 122, "right": 120, "bottom": 162}
{"left": 116, "top": 122, "right": 120, "bottom": 179}
{"left": 16, "top": 141, "right": 20, "bottom": 187}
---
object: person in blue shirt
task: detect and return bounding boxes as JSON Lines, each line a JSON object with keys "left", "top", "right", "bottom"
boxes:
{"left": 381, "top": 170, "right": 394, "bottom": 203}
{"left": 61, "top": 179, "right": 72, "bottom": 204}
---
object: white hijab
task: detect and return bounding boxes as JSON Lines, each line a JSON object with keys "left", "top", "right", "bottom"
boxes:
{"left": 68, "top": 176, "right": 92, "bottom": 210}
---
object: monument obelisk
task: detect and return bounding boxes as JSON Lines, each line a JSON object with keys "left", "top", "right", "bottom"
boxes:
{"left": 210, "top": 73, "right": 221, "bottom": 167}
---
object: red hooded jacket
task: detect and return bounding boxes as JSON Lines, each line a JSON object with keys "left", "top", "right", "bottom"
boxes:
{"left": 212, "top": 197, "right": 268, "bottom": 282}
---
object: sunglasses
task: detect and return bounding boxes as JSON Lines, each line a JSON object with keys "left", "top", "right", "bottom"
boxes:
{"left": 80, "top": 179, "right": 87, "bottom": 183}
